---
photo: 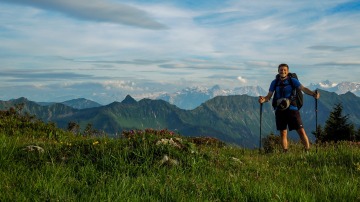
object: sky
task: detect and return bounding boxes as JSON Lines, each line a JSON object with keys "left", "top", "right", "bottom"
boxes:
{"left": 1, "top": 0, "right": 360, "bottom": 104}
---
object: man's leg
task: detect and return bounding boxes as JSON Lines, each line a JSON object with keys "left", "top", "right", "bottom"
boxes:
{"left": 280, "top": 129, "right": 288, "bottom": 152}
{"left": 296, "top": 128, "right": 310, "bottom": 150}
{"left": 289, "top": 110, "right": 310, "bottom": 151}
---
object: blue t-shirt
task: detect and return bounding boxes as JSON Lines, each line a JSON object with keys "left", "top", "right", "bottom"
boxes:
{"left": 269, "top": 77, "right": 301, "bottom": 110}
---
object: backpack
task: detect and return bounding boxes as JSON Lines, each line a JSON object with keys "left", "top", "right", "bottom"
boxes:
{"left": 271, "top": 72, "right": 303, "bottom": 110}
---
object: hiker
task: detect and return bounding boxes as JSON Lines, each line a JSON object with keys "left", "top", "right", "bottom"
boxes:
{"left": 258, "top": 63, "right": 320, "bottom": 152}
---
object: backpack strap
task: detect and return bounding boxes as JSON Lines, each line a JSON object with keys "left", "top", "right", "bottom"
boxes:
{"left": 272, "top": 77, "right": 289, "bottom": 109}
{"left": 274, "top": 76, "right": 291, "bottom": 98}
{"left": 287, "top": 76, "right": 299, "bottom": 107}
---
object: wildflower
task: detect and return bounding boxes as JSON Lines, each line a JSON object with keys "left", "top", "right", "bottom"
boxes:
{"left": 93, "top": 141, "right": 99, "bottom": 145}
{"left": 156, "top": 138, "right": 181, "bottom": 148}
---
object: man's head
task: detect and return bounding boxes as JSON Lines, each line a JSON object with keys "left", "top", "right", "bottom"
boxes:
{"left": 278, "top": 63, "right": 289, "bottom": 79}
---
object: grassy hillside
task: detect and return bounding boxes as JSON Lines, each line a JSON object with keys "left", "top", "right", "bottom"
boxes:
{"left": 2, "top": 90, "right": 360, "bottom": 148}
{"left": 1, "top": 107, "right": 360, "bottom": 201}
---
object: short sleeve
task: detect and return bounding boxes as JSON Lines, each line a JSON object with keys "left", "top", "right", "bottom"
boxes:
{"left": 269, "top": 79, "right": 277, "bottom": 92}
{"left": 291, "top": 78, "right": 301, "bottom": 88}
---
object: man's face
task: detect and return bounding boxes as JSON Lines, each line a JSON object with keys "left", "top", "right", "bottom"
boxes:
{"left": 278, "top": 66, "right": 289, "bottom": 78}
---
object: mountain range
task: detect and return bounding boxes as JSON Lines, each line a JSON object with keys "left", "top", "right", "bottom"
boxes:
{"left": 155, "top": 81, "right": 360, "bottom": 110}
{"left": 308, "top": 80, "right": 360, "bottom": 96}
{"left": 156, "top": 85, "right": 267, "bottom": 110}
{"left": 30, "top": 81, "right": 360, "bottom": 111}
{"left": 1, "top": 89, "right": 360, "bottom": 148}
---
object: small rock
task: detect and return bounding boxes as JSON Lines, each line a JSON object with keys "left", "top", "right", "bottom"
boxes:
{"left": 23, "top": 145, "right": 45, "bottom": 153}
{"left": 160, "top": 155, "right": 178, "bottom": 166}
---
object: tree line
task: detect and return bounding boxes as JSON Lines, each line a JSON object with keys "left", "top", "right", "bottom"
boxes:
{"left": 313, "top": 103, "right": 360, "bottom": 143}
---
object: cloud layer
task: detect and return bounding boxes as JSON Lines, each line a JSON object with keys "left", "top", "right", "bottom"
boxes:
{"left": 0, "top": 0, "right": 360, "bottom": 103}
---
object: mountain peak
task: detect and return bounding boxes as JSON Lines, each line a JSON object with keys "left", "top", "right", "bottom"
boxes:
{"left": 11, "top": 97, "right": 29, "bottom": 102}
{"left": 121, "top": 95, "right": 137, "bottom": 104}
{"left": 211, "top": 85, "right": 221, "bottom": 91}
{"left": 61, "top": 98, "right": 102, "bottom": 109}
{"left": 319, "top": 80, "right": 338, "bottom": 88}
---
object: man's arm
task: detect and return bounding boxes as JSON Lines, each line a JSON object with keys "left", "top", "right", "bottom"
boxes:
{"left": 258, "top": 91, "right": 274, "bottom": 103}
{"left": 299, "top": 85, "right": 320, "bottom": 99}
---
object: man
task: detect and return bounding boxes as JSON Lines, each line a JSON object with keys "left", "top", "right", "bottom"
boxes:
{"left": 258, "top": 64, "right": 320, "bottom": 152}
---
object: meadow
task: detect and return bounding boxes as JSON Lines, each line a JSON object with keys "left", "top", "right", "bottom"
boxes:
{"left": 0, "top": 108, "right": 359, "bottom": 201}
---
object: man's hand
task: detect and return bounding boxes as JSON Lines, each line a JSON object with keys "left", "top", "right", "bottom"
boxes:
{"left": 259, "top": 96, "right": 266, "bottom": 104}
{"left": 313, "top": 91, "right": 320, "bottom": 99}
{"left": 259, "top": 92, "right": 273, "bottom": 104}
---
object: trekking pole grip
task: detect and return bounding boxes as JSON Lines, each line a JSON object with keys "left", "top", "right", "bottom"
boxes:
{"left": 315, "top": 89, "right": 318, "bottom": 111}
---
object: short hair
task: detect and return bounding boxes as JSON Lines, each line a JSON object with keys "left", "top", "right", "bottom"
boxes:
{"left": 278, "top": 63, "right": 289, "bottom": 71}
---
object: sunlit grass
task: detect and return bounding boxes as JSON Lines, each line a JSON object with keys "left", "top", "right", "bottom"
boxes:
{"left": 1, "top": 129, "right": 360, "bottom": 201}
{"left": 0, "top": 108, "right": 360, "bottom": 201}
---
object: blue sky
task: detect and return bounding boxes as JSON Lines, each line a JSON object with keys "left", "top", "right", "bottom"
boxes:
{"left": 1, "top": 0, "right": 360, "bottom": 104}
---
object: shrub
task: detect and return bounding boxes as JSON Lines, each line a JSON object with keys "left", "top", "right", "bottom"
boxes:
{"left": 262, "top": 133, "right": 282, "bottom": 153}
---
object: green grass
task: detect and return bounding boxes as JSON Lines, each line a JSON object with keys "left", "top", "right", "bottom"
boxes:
{"left": 1, "top": 109, "right": 360, "bottom": 201}
{"left": 1, "top": 131, "right": 360, "bottom": 201}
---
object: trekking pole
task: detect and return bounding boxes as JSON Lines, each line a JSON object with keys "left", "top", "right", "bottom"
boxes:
{"left": 259, "top": 103, "right": 263, "bottom": 153}
{"left": 315, "top": 89, "right": 318, "bottom": 153}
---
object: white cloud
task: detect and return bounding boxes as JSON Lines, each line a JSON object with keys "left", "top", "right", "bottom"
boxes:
{"left": 101, "top": 80, "right": 139, "bottom": 91}
{"left": 0, "top": 0, "right": 167, "bottom": 29}
{"left": 237, "top": 76, "right": 247, "bottom": 84}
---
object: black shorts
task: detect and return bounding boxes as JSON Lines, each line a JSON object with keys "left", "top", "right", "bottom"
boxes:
{"left": 275, "top": 109, "right": 304, "bottom": 131}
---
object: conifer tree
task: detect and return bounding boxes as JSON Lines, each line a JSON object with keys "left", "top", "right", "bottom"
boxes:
{"left": 323, "top": 103, "right": 355, "bottom": 142}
